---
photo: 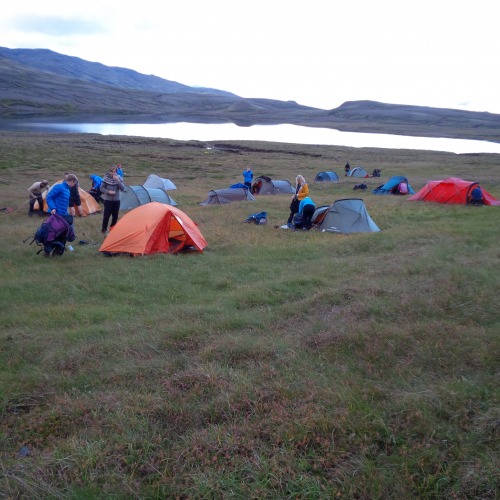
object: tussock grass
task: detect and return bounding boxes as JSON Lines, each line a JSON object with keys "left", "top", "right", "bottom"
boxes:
{"left": 0, "top": 132, "right": 499, "bottom": 498}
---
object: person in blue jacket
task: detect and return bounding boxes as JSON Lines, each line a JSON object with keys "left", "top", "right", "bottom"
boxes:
{"left": 298, "top": 196, "right": 316, "bottom": 230}
{"left": 89, "top": 174, "right": 103, "bottom": 202}
{"left": 89, "top": 174, "right": 102, "bottom": 191}
{"left": 242, "top": 166, "right": 253, "bottom": 189}
{"left": 46, "top": 174, "right": 78, "bottom": 220}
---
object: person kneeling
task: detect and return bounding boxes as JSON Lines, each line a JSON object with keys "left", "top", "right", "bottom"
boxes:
{"left": 297, "top": 196, "right": 316, "bottom": 230}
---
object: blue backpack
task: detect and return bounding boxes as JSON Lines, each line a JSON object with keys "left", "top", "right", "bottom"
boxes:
{"left": 244, "top": 211, "right": 267, "bottom": 224}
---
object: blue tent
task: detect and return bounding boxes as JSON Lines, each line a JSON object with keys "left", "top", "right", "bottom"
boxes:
{"left": 372, "top": 176, "right": 415, "bottom": 195}
{"left": 315, "top": 171, "right": 339, "bottom": 182}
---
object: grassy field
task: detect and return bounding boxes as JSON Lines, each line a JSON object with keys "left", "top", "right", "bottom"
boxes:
{"left": 0, "top": 131, "right": 499, "bottom": 498}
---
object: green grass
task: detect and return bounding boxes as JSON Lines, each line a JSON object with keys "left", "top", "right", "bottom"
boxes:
{"left": 0, "top": 132, "right": 499, "bottom": 498}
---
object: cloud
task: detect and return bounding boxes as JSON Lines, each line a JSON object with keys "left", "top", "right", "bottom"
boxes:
{"left": 10, "top": 16, "right": 105, "bottom": 36}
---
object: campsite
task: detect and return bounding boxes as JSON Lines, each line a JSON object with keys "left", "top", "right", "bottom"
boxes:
{"left": 0, "top": 131, "right": 499, "bottom": 498}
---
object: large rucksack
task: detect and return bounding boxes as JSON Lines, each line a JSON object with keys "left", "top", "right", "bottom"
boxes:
{"left": 27, "top": 214, "right": 75, "bottom": 256}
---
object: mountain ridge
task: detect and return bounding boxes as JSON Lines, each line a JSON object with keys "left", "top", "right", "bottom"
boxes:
{"left": 1, "top": 47, "right": 500, "bottom": 143}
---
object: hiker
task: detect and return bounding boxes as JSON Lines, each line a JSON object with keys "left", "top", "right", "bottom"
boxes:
{"left": 287, "top": 175, "right": 309, "bottom": 225}
{"left": 46, "top": 174, "right": 78, "bottom": 220}
{"left": 298, "top": 196, "right": 316, "bottom": 230}
{"left": 470, "top": 185, "right": 484, "bottom": 206}
{"left": 64, "top": 171, "right": 84, "bottom": 217}
{"left": 28, "top": 180, "right": 50, "bottom": 216}
{"left": 100, "top": 165, "right": 125, "bottom": 234}
{"left": 242, "top": 166, "right": 253, "bottom": 189}
{"left": 116, "top": 164, "right": 125, "bottom": 180}
{"left": 89, "top": 174, "right": 103, "bottom": 203}
{"left": 344, "top": 162, "right": 351, "bottom": 176}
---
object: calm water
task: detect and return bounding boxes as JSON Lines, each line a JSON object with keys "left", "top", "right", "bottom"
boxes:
{"left": 1, "top": 120, "right": 500, "bottom": 154}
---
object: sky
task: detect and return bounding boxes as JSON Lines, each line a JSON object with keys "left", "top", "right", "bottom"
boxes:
{"left": 1, "top": 0, "right": 500, "bottom": 113}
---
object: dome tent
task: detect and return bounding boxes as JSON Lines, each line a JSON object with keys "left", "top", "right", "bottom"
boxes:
{"left": 99, "top": 202, "right": 207, "bottom": 256}
{"left": 373, "top": 175, "right": 415, "bottom": 195}
{"left": 35, "top": 180, "right": 101, "bottom": 215}
{"left": 143, "top": 174, "right": 177, "bottom": 191}
{"left": 120, "top": 185, "right": 177, "bottom": 210}
{"left": 314, "top": 171, "right": 339, "bottom": 182}
{"left": 199, "top": 187, "right": 255, "bottom": 205}
{"left": 348, "top": 167, "right": 369, "bottom": 178}
{"left": 251, "top": 176, "right": 295, "bottom": 195}
{"left": 317, "top": 198, "right": 381, "bottom": 233}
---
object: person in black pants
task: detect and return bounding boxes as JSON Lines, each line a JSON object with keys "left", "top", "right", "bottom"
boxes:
{"left": 100, "top": 165, "right": 125, "bottom": 233}
{"left": 64, "top": 171, "right": 84, "bottom": 217}
{"left": 298, "top": 196, "right": 316, "bottom": 230}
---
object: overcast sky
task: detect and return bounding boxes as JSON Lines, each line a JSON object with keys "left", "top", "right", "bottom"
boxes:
{"left": 1, "top": 0, "right": 499, "bottom": 113}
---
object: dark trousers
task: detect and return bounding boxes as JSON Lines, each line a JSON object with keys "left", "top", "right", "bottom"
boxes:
{"left": 29, "top": 195, "right": 43, "bottom": 214}
{"left": 302, "top": 204, "right": 315, "bottom": 230}
{"left": 102, "top": 200, "right": 120, "bottom": 231}
{"left": 287, "top": 198, "right": 300, "bottom": 224}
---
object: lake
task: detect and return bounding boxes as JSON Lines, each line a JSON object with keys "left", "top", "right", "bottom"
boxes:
{"left": 1, "top": 120, "right": 500, "bottom": 154}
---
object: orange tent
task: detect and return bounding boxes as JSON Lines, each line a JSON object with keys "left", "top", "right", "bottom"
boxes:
{"left": 99, "top": 202, "right": 208, "bottom": 256}
{"left": 36, "top": 181, "right": 101, "bottom": 215}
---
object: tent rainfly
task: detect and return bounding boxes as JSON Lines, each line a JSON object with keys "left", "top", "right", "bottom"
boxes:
{"left": 348, "top": 167, "right": 369, "bottom": 178}
{"left": 316, "top": 198, "right": 381, "bottom": 233}
{"left": 36, "top": 181, "right": 101, "bottom": 215}
{"left": 99, "top": 202, "right": 207, "bottom": 256}
{"left": 314, "top": 171, "right": 340, "bottom": 182}
{"left": 372, "top": 176, "right": 415, "bottom": 195}
{"left": 120, "top": 185, "right": 177, "bottom": 210}
{"left": 199, "top": 187, "right": 256, "bottom": 205}
{"left": 408, "top": 177, "right": 500, "bottom": 205}
{"left": 251, "top": 176, "right": 295, "bottom": 195}
{"left": 143, "top": 174, "right": 177, "bottom": 191}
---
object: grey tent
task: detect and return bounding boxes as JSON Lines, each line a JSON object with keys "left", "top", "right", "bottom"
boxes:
{"left": 143, "top": 174, "right": 177, "bottom": 191}
{"left": 317, "top": 198, "right": 381, "bottom": 233}
{"left": 314, "top": 171, "right": 339, "bottom": 182}
{"left": 199, "top": 187, "right": 256, "bottom": 205}
{"left": 348, "top": 167, "right": 369, "bottom": 178}
{"left": 252, "top": 176, "right": 295, "bottom": 195}
{"left": 120, "top": 185, "right": 177, "bottom": 211}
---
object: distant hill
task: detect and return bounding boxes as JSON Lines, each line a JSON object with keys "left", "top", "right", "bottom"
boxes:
{"left": 1, "top": 47, "right": 500, "bottom": 143}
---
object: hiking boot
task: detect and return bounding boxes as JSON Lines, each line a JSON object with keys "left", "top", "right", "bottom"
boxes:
{"left": 43, "top": 251, "right": 51, "bottom": 257}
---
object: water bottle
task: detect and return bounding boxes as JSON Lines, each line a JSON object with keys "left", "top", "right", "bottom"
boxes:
{"left": 68, "top": 245, "right": 74, "bottom": 252}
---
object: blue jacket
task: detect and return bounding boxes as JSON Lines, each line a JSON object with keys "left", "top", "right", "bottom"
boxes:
{"left": 243, "top": 169, "right": 253, "bottom": 184}
{"left": 46, "top": 182, "right": 71, "bottom": 215}
{"left": 298, "top": 197, "right": 315, "bottom": 214}
{"left": 90, "top": 174, "right": 102, "bottom": 190}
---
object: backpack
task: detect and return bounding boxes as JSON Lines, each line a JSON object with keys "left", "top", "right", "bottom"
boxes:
{"left": 26, "top": 214, "right": 75, "bottom": 255}
{"left": 244, "top": 211, "right": 267, "bottom": 224}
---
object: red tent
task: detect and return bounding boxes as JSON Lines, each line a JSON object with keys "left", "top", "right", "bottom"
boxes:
{"left": 408, "top": 177, "right": 500, "bottom": 205}
{"left": 99, "top": 202, "right": 207, "bottom": 256}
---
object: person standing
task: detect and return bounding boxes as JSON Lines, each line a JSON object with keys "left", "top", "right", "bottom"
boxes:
{"left": 287, "top": 175, "right": 309, "bottom": 225}
{"left": 28, "top": 180, "right": 50, "bottom": 216}
{"left": 64, "top": 171, "right": 84, "bottom": 217}
{"left": 46, "top": 174, "right": 78, "bottom": 218}
{"left": 298, "top": 196, "right": 316, "bottom": 230}
{"left": 243, "top": 166, "right": 253, "bottom": 189}
{"left": 344, "top": 162, "right": 351, "bottom": 176}
{"left": 100, "top": 165, "right": 125, "bottom": 234}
